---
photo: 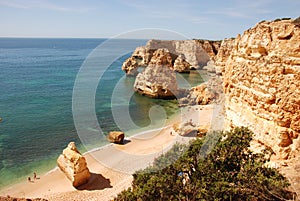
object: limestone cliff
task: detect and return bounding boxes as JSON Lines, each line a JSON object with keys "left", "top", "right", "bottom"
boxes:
{"left": 122, "top": 39, "right": 221, "bottom": 76}
{"left": 223, "top": 18, "right": 300, "bottom": 160}
{"left": 194, "top": 39, "right": 221, "bottom": 60}
{"left": 214, "top": 38, "right": 236, "bottom": 75}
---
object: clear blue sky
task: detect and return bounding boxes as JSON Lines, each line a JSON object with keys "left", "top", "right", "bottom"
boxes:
{"left": 0, "top": 0, "right": 299, "bottom": 40}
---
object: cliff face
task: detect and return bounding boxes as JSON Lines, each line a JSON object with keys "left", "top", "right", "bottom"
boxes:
{"left": 214, "top": 38, "right": 236, "bottom": 75}
{"left": 223, "top": 18, "right": 300, "bottom": 160}
{"left": 122, "top": 39, "right": 221, "bottom": 76}
{"left": 145, "top": 39, "right": 213, "bottom": 68}
{"left": 194, "top": 39, "right": 221, "bottom": 60}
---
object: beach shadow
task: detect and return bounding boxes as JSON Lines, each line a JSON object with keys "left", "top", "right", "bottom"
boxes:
{"left": 182, "top": 130, "right": 197, "bottom": 138}
{"left": 76, "top": 173, "right": 112, "bottom": 191}
{"left": 121, "top": 139, "right": 131, "bottom": 145}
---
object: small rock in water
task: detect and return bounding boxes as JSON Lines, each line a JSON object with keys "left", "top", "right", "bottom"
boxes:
{"left": 0, "top": 117, "right": 2, "bottom": 122}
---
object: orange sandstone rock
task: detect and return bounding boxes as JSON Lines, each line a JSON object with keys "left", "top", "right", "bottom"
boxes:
{"left": 223, "top": 18, "right": 300, "bottom": 160}
{"left": 57, "top": 142, "right": 91, "bottom": 187}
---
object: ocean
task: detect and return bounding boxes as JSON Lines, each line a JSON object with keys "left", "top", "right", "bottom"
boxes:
{"left": 0, "top": 38, "right": 203, "bottom": 189}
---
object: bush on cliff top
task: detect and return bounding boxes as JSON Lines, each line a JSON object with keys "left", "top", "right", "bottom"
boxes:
{"left": 115, "top": 127, "right": 294, "bottom": 201}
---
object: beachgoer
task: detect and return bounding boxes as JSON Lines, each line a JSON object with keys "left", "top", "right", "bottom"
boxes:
{"left": 34, "top": 172, "right": 37, "bottom": 180}
{"left": 170, "top": 131, "right": 173, "bottom": 135}
{"left": 28, "top": 177, "right": 31, "bottom": 182}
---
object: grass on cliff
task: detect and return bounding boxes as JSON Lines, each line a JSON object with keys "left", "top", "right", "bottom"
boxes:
{"left": 114, "top": 127, "right": 295, "bottom": 201}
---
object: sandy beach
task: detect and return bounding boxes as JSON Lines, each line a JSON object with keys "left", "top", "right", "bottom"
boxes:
{"left": 0, "top": 104, "right": 223, "bottom": 201}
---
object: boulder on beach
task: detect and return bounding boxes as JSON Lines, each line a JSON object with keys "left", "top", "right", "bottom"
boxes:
{"left": 107, "top": 131, "right": 125, "bottom": 144}
{"left": 173, "top": 120, "right": 198, "bottom": 136}
{"left": 57, "top": 142, "right": 91, "bottom": 188}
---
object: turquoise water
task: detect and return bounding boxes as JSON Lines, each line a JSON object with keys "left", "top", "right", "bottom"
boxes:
{"left": 0, "top": 38, "right": 203, "bottom": 189}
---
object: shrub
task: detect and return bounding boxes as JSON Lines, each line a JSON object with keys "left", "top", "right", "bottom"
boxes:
{"left": 114, "top": 127, "right": 295, "bottom": 201}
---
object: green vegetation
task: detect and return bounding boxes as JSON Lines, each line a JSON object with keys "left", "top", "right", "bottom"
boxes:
{"left": 274, "top": 17, "right": 291, "bottom": 22}
{"left": 115, "top": 127, "right": 294, "bottom": 201}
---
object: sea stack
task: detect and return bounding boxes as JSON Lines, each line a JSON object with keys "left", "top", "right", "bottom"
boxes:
{"left": 57, "top": 142, "right": 91, "bottom": 188}
{"left": 133, "top": 48, "right": 179, "bottom": 99}
{"left": 134, "top": 63, "right": 179, "bottom": 99}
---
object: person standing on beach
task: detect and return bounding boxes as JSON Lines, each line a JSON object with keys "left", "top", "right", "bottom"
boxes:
{"left": 28, "top": 177, "right": 31, "bottom": 182}
{"left": 33, "top": 172, "right": 37, "bottom": 180}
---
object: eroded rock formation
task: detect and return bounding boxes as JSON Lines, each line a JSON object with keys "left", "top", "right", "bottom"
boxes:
{"left": 179, "top": 76, "right": 224, "bottom": 106}
{"left": 121, "top": 57, "right": 139, "bottom": 76}
{"left": 57, "top": 142, "right": 91, "bottom": 187}
{"left": 185, "top": 83, "right": 215, "bottom": 105}
{"left": 173, "top": 54, "right": 191, "bottom": 73}
{"left": 194, "top": 39, "right": 221, "bottom": 60}
{"left": 134, "top": 63, "right": 179, "bottom": 99}
{"left": 122, "top": 39, "right": 221, "bottom": 76}
{"left": 145, "top": 39, "right": 212, "bottom": 68}
{"left": 223, "top": 18, "right": 300, "bottom": 160}
{"left": 122, "top": 47, "right": 156, "bottom": 76}
{"left": 149, "top": 48, "right": 174, "bottom": 68}
{"left": 214, "top": 38, "right": 236, "bottom": 75}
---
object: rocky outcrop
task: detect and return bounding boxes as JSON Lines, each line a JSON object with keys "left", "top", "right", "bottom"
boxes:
{"left": 145, "top": 39, "right": 212, "bottom": 68}
{"left": 107, "top": 131, "right": 125, "bottom": 144}
{"left": 223, "top": 18, "right": 300, "bottom": 160}
{"left": 57, "top": 142, "right": 91, "bottom": 187}
{"left": 122, "top": 47, "right": 155, "bottom": 76}
{"left": 121, "top": 57, "right": 139, "bottom": 76}
{"left": 214, "top": 38, "right": 236, "bottom": 75}
{"left": 194, "top": 39, "right": 221, "bottom": 60}
{"left": 173, "top": 54, "right": 191, "bottom": 73}
{"left": 186, "top": 83, "right": 215, "bottom": 105}
{"left": 173, "top": 120, "right": 197, "bottom": 136}
{"left": 149, "top": 48, "right": 174, "bottom": 68}
{"left": 134, "top": 63, "right": 179, "bottom": 99}
{"left": 122, "top": 39, "right": 221, "bottom": 76}
{"left": 179, "top": 76, "right": 224, "bottom": 106}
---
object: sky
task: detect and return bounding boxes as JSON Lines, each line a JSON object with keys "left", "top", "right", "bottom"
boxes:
{"left": 0, "top": 0, "right": 299, "bottom": 40}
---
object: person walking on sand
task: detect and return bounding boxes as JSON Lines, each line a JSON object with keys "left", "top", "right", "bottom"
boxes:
{"left": 33, "top": 172, "right": 37, "bottom": 180}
